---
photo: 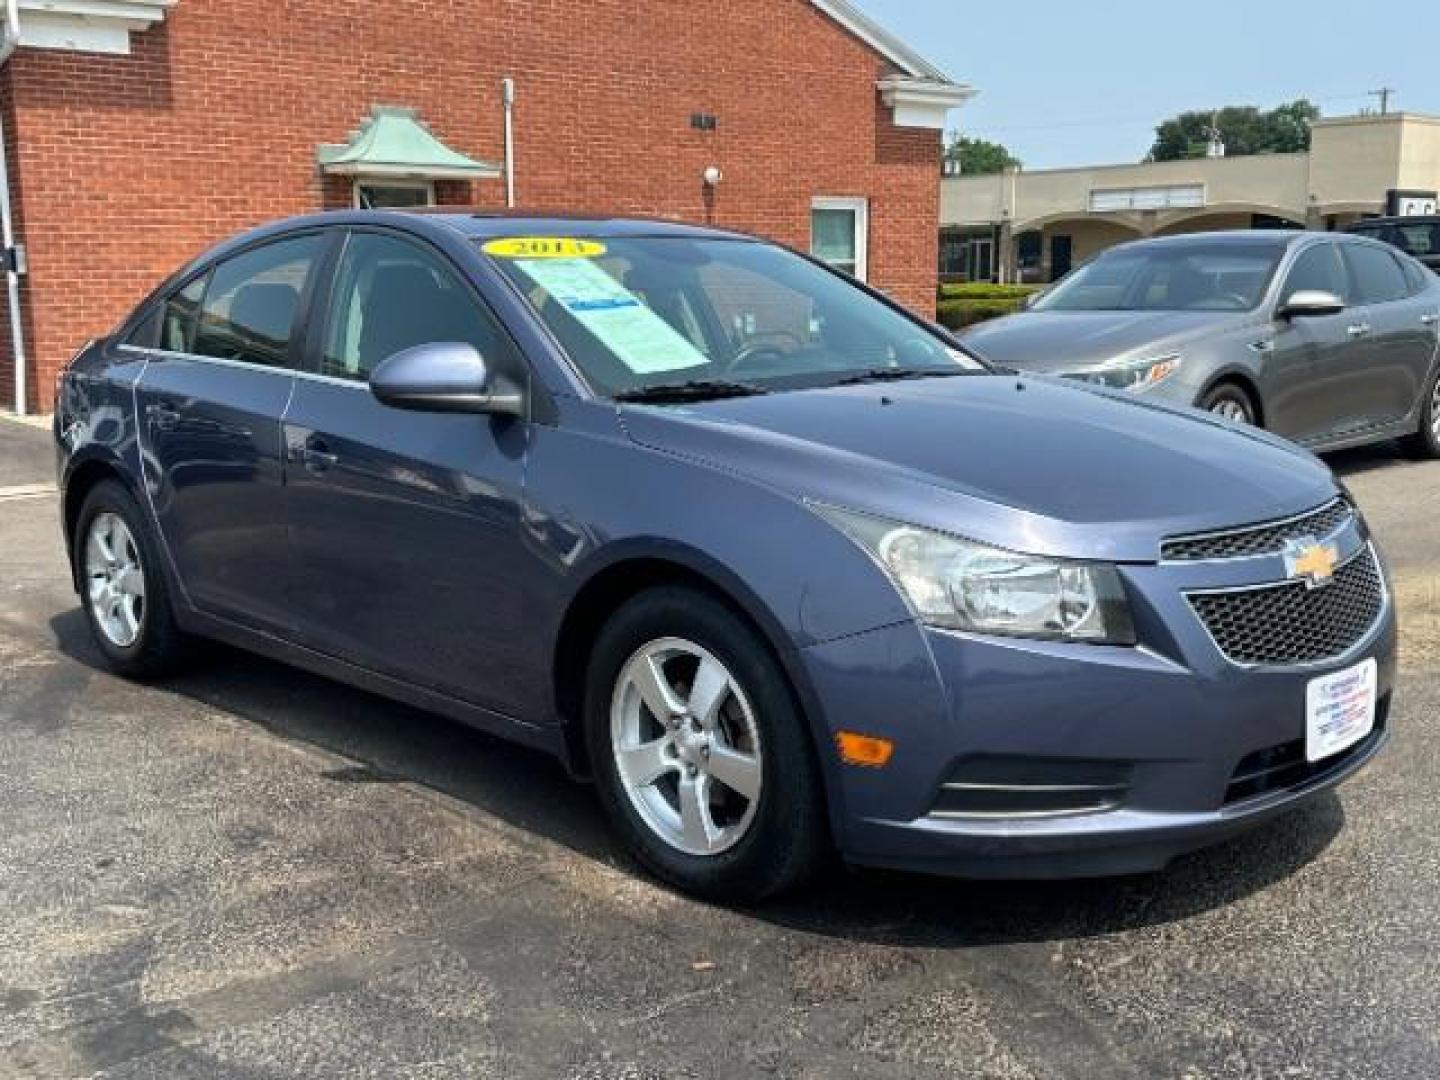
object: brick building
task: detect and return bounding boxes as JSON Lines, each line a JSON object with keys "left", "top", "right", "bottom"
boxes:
{"left": 0, "top": 0, "right": 971, "bottom": 413}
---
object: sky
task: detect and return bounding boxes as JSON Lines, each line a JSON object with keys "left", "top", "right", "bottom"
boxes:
{"left": 851, "top": 0, "right": 1438, "bottom": 170}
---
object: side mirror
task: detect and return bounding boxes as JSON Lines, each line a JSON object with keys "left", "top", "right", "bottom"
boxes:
{"left": 1021, "top": 290, "right": 1044, "bottom": 311}
{"left": 1278, "top": 290, "right": 1345, "bottom": 320}
{"left": 369, "top": 342, "right": 525, "bottom": 417}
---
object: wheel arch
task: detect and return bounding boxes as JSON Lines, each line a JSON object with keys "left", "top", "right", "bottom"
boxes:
{"left": 61, "top": 454, "right": 145, "bottom": 590}
{"left": 550, "top": 544, "right": 832, "bottom": 800}
{"left": 1200, "top": 370, "right": 1266, "bottom": 427}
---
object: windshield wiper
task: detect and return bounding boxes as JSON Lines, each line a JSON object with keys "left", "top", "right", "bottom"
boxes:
{"left": 832, "top": 367, "right": 969, "bottom": 387}
{"left": 613, "top": 379, "right": 771, "bottom": 404}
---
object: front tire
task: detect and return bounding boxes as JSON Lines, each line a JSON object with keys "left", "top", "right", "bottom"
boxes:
{"left": 584, "top": 586, "right": 828, "bottom": 902}
{"left": 74, "top": 479, "right": 190, "bottom": 679}
{"left": 1200, "top": 383, "right": 1257, "bottom": 426}
{"left": 1398, "top": 369, "right": 1440, "bottom": 460}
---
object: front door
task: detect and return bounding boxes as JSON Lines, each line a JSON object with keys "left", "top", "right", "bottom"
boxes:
{"left": 279, "top": 229, "right": 535, "bottom": 716}
{"left": 134, "top": 233, "right": 324, "bottom": 632}
{"left": 1265, "top": 241, "right": 1360, "bottom": 443}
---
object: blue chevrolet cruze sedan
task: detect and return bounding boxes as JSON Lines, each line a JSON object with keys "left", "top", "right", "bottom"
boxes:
{"left": 55, "top": 212, "right": 1396, "bottom": 900}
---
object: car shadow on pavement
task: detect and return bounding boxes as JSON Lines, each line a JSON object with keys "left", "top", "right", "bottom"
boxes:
{"left": 49, "top": 607, "right": 1344, "bottom": 950}
{"left": 1325, "top": 440, "right": 1417, "bottom": 478}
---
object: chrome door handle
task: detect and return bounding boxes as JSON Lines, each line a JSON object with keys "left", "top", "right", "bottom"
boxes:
{"left": 301, "top": 437, "right": 338, "bottom": 473}
{"left": 148, "top": 401, "right": 181, "bottom": 432}
{"left": 1346, "top": 323, "right": 1371, "bottom": 337}
{"left": 1422, "top": 312, "right": 1439, "bottom": 326}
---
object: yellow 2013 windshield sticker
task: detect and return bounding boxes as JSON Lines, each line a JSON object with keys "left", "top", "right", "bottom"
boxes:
{"left": 482, "top": 237, "right": 607, "bottom": 259}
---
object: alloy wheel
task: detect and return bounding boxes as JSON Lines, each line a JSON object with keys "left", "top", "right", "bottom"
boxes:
{"left": 1210, "top": 398, "right": 1252, "bottom": 424}
{"left": 1431, "top": 375, "right": 1440, "bottom": 442}
{"left": 610, "top": 637, "right": 763, "bottom": 857}
{"left": 84, "top": 512, "right": 146, "bottom": 648}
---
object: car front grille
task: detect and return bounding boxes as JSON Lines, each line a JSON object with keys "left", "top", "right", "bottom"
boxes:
{"left": 1161, "top": 498, "right": 1353, "bottom": 562}
{"left": 1188, "top": 546, "right": 1385, "bottom": 667}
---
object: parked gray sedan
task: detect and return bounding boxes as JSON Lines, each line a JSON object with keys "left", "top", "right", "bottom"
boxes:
{"left": 964, "top": 231, "right": 1440, "bottom": 457}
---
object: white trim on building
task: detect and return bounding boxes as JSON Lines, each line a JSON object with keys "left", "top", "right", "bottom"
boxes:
{"left": 808, "top": 0, "right": 974, "bottom": 130}
{"left": 16, "top": 0, "right": 175, "bottom": 55}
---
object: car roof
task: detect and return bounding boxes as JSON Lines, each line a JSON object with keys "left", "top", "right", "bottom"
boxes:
{"left": 1115, "top": 230, "right": 1306, "bottom": 252}
{"left": 426, "top": 211, "right": 753, "bottom": 242}
{"left": 234, "top": 209, "right": 757, "bottom": 245}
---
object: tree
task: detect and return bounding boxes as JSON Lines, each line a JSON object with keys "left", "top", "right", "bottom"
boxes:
{"left": 1148, "top": 100, "right": 1320, "bottom": 162}
{"left": 945, "top": 135, "right": 1021, "bottom": 175}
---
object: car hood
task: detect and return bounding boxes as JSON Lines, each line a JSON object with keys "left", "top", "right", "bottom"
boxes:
{"left": 962, "top": 310, "right": 1247, "bottom": 374}
{"left": 619, "top": 374, "right": 1336, "bottom": 563}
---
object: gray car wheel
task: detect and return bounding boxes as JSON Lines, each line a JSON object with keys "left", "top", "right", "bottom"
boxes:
{"left": 585, "top": 585, "right": 829, "bottom": 901}
{"left": 74, "top": 480, "right": 190, "bottom": 679}
{"left": 1200, "top": 384, "right": 1257, "bottom": 426}
{"left": 1399, "top": 369, "right": 1440, "bottom": 460}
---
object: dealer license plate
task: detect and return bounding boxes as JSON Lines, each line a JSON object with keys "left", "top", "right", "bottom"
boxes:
{"left": 1306, "top": 658, "right": 1377, "bottom": 763}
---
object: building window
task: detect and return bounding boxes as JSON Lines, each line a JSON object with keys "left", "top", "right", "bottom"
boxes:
{"left": 1089, "top": 184, "right": 1204, "bottom": 213}
{"left": 354, "top": 180, "right": 435, "bottom": 209}
{"left": 811, "top": 197, "right": 869, "bottom": 281}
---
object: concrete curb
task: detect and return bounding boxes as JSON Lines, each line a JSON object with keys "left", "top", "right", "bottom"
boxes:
{"left": 0, "top": 410, "right": 53, "bottom": 430}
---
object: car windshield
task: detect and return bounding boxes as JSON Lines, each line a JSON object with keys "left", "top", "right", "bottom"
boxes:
{"left": 1034, "top": 242, "right": 1287, "bottom": 313}
{"left": 482, "top": 235, "right": 983, "bottom": 398}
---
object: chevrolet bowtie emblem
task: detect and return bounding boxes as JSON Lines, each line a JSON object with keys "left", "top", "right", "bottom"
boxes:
{"left": 1284, "top": 537, "right": 1339, "bottom": 589}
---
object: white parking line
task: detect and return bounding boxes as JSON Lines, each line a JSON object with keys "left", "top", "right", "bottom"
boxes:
{"left": 0, "top": 483, "right": 57, "bottom": 501}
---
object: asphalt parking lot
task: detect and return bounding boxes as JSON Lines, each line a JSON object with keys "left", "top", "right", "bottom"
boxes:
{"left": 2, "top": 418, "right": 1438, "bottom": 1079}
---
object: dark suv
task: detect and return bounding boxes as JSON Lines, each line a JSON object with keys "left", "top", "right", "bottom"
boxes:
{"left": 1348, "top": 217, "right": 1440, "bottom": 275}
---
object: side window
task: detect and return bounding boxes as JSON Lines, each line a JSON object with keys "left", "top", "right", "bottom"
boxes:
{"left": 162, "top": 274, "right": 207, "bottom": 353}
{"left": 1401, "top": 257, "right": 1431, "bottom": 294}
{"left": 1283, "top": 244, "right": 1348, "bottom": 303}
{"left": 322, "top": 232, "right": 516, "bottom": 382}
{"left": 124, "top": 305, "right": 163, "bottom": 349}
{"left": 193, "top": 236, "right": 321, "bottom": 367}
{"left": 1343, "top": 244, "right": 1410, "bottom": 306}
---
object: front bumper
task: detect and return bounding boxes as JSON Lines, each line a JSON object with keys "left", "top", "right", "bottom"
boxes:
{"left": 800, "top": 543, "right": 1397, "bottom": 879}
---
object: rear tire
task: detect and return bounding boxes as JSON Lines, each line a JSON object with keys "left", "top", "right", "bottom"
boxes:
{"left": 74, "top": 479, "right": 190, "bottom": 679}
{"left": 584, "top": 586, "right": 828, "bottom": 902}
{"left": 1199, "top": 383, "right": 1257, "bottom": 426}
{"left": 1398, "top": 369, "right": 1440, "bottom": 460}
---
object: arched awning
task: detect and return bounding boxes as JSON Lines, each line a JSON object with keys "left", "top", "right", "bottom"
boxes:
{"left": 317, "top": 106, "right": 500, "bottom": 181}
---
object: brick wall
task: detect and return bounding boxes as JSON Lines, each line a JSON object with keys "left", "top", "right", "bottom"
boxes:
{"left": 1, "top": 0, "right": 942, "bottom": 411}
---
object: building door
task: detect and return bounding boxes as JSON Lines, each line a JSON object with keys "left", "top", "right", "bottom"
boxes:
{"left": 1051, "top": 235, "right": 1073, "bottom": 281}
{"left": 966, "top": 237, "right": 994, "bottom": 283}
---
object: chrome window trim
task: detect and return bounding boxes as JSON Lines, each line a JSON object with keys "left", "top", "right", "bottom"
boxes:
{"left": 1183, "top": 542, "right": 1390, "bottom": 672}
{"left": 117, "top": 344, "right": 370, "bottom": 391}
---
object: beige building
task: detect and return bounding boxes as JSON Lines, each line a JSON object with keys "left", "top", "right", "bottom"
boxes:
{"left": 942, "top": 111, "right": 1440, "bottom": 283}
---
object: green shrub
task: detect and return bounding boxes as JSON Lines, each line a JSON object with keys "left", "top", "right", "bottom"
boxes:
{"left": 936, "top": 298, "right": 1023, "bottom": 330}
{"left": 938, "top": 283, "right": 1040, "bottom": 302}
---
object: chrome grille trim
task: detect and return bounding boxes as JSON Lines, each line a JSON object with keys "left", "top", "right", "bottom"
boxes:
{"left": 1161, "top": 498, "right": 1353, "bottom": 563}
{"left": 1186, "top": 544, "right": 1388, "bottom": 669}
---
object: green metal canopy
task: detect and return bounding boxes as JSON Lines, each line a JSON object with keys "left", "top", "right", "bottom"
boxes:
{"left": 317, "top": 106, "right": 500, "bottom": 180}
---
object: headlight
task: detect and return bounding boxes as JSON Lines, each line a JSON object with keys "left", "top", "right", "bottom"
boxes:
{"left": 816, "top": 507, "right": 1136, "bottom": 645}
{"left": 1067, "top": 354, "right": 1181, "bottom": 392}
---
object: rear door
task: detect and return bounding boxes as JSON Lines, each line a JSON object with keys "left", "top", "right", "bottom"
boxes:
{"left": 134, "top": 232, "right": 327, "bottom": 632}
{"left": 278, "top": 228, "right": 536, "bottom": 716}
{"left": 1341, "top": 241, "right": 1436, "bottom": 430}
